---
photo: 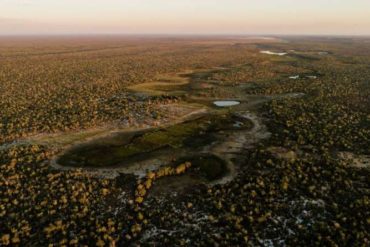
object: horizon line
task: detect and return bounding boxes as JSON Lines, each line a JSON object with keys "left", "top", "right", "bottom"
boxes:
{"left": 0, "top": 33, "right": 369, "bottom": 38}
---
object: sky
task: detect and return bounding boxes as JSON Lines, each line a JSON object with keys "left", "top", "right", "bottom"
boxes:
{"left": 0, "top": 0, "right": 370, "bottom": 35}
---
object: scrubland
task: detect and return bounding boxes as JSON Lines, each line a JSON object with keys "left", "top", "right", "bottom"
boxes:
{"left": 0, "top": 36, "right": 369, "bottom": 246}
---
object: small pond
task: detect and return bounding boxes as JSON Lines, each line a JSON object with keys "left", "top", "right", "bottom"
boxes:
{"left": 213, "top": 101, "right": 240, "bottom": 107}
{"left": 260, "top": 50, "right": 287, "bottom": 56}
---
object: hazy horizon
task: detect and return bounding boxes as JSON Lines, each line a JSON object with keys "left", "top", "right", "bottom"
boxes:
{"left": 1, "top": 0, "right": 370, "bottom": 36}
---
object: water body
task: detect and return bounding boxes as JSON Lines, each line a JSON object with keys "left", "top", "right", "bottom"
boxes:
{"left": 260, "top": 50, "right": 287, "bottom": 56}
{"left": 213, "top": 101, "right": 240, "bottom": 107}
{"left": 289, "top": 75, "right": 318, "bottom": 80}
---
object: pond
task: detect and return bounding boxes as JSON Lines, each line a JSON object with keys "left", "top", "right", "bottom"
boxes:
{"left": 213, "top": 101, "right": 240, "bottom": 107}
{"left": 260, "top": 50, "right": 287, "bottom": 56}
